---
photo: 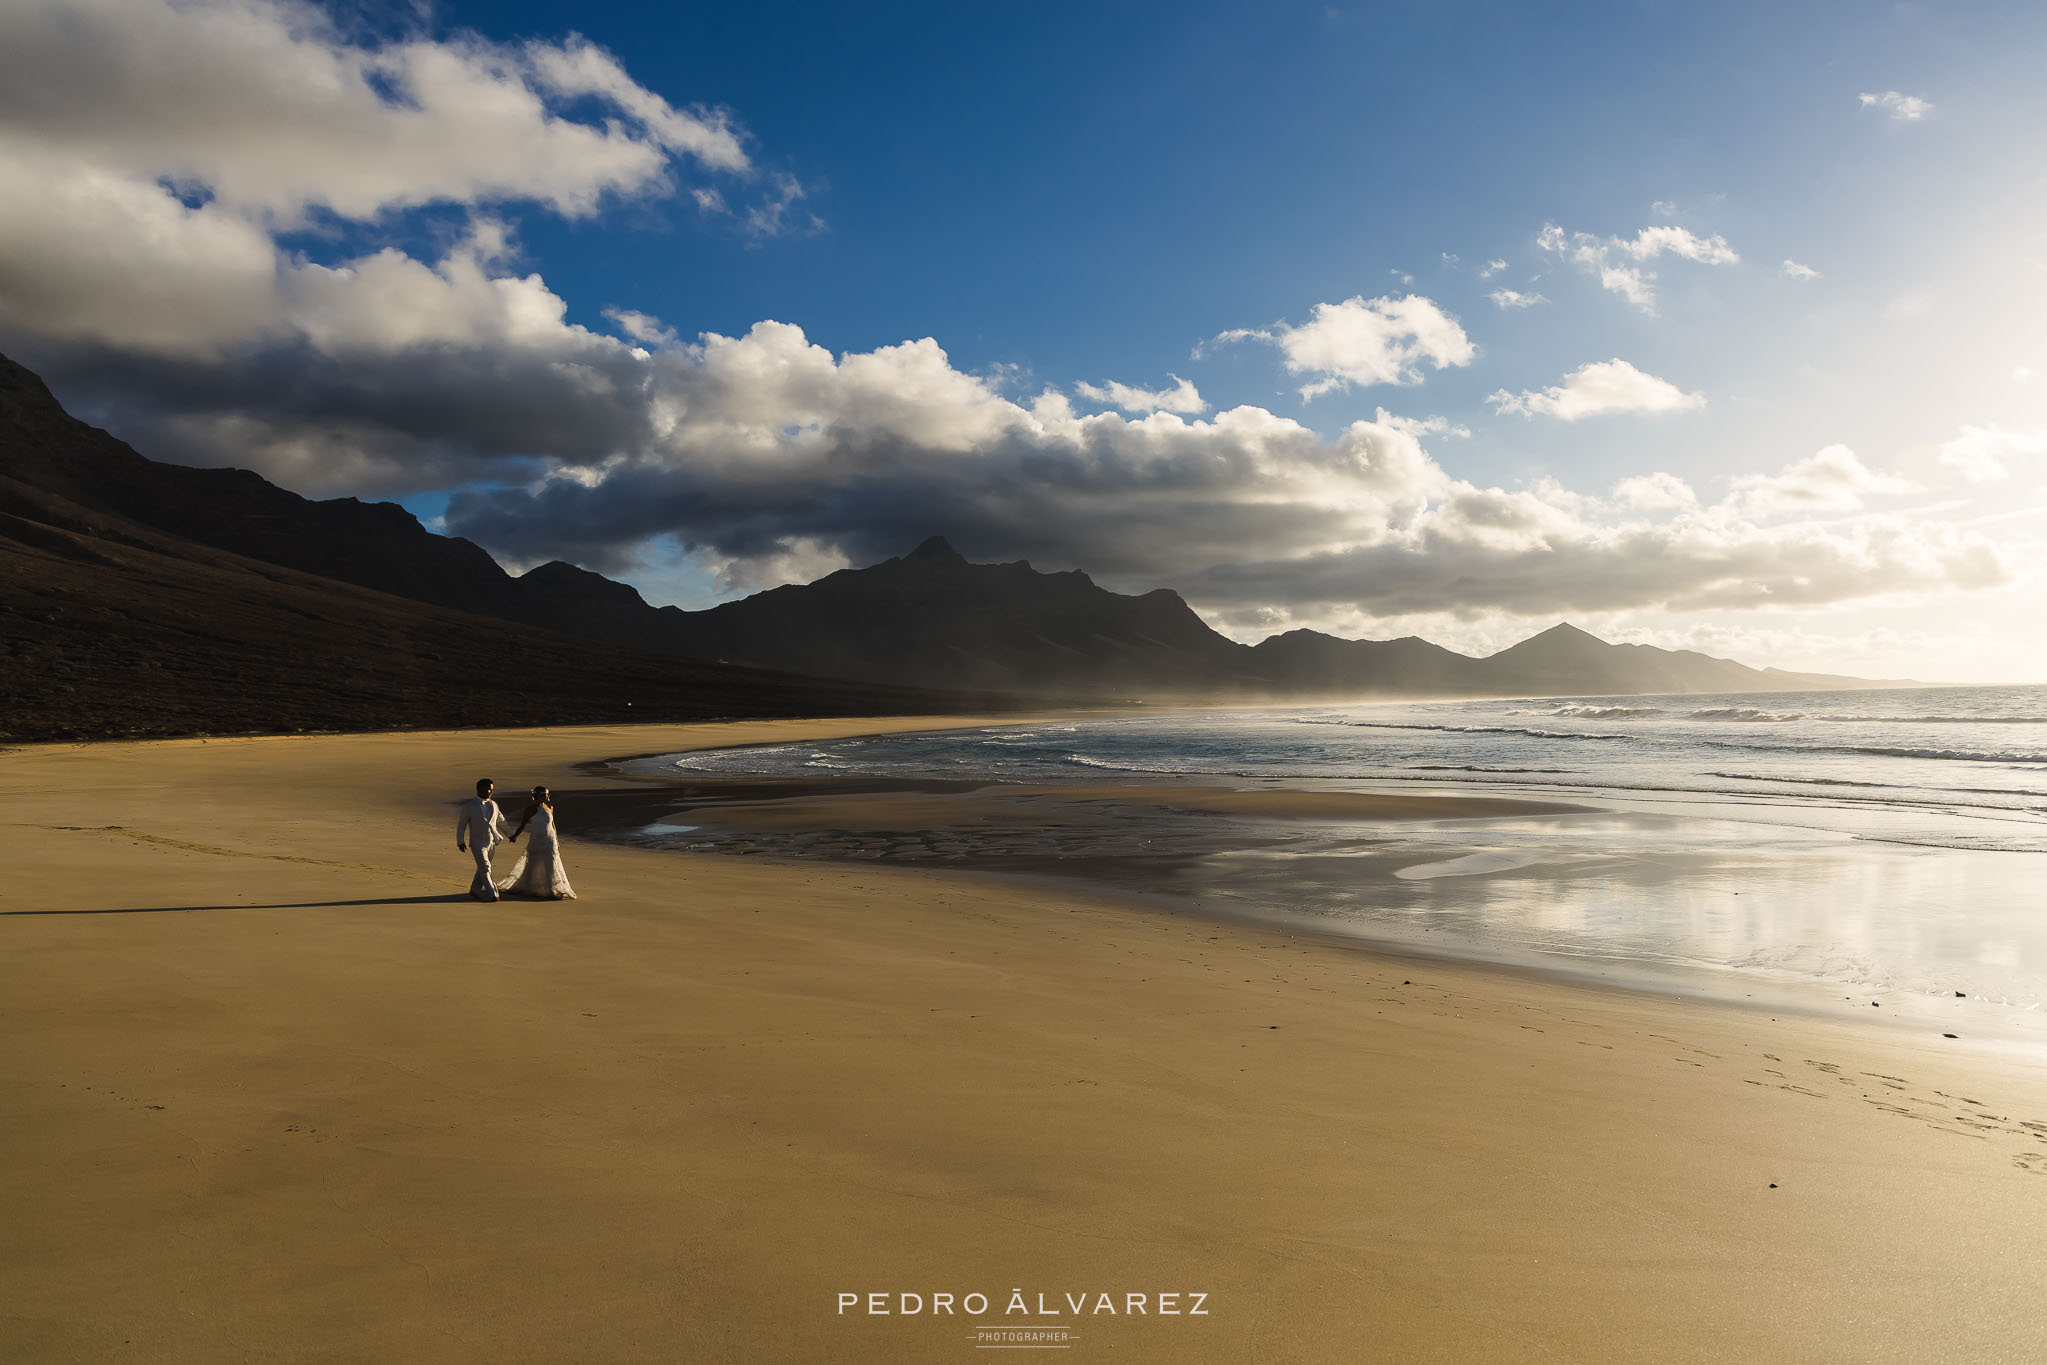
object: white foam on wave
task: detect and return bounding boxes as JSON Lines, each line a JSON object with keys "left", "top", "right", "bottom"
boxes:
{"left": 1709, "top": 770, "right": 2047, "bottom": 799}
{"left": 1813, "top": 712, "right": 2047, "bottom": 725}
{"left": 1058, "top": 752, "right": 1188, "bottom": 775}
{"left": 1840, "top": 743, "right": 2047, "bottom": 765}
{"left": 1857, "top": 832, "right": 2047, "bottom": 853}
{"left": 1293, "top": 718, "right": 1630, "bottom": 743}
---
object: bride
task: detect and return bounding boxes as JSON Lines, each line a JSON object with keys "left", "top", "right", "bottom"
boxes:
{"left": 498, "top": 785, "right": 578, "bottom": 900}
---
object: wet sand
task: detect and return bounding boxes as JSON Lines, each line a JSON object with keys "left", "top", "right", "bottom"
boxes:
{"left": 4, "top": 719, "right": 2046, "bottom": 1363}
{"left": 619, "top": 780, "right": 1589, "bottom": 831}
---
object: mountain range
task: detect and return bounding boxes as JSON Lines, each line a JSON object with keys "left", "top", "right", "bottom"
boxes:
{"left": 0, "top": 349, "right": 1889, "bottom": 739}
{"left": 0, "top": 354, "right": 1002, "bottom": 740}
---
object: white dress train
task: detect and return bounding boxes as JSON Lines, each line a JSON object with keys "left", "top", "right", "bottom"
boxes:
{"left": 497, "top": 805, "right": 578, "bottom": 899}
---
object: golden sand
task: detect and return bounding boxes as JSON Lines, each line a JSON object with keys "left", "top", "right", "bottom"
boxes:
{"left": 3, "top": 720, "right": 2044, "bottom": 1362}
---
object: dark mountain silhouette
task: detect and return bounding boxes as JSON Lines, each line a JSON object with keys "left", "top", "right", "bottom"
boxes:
{"left": 0, "top": 356, "right": 1012, "bottom": 740}
{"left": 638, "top": 543, "right": 1882, "bottom": 698}
{"left": 1479, "top": 623, "right": 1768, "bottom": 697}
{"left": 1247, "top": 629, "right": 1493, "bottom": 696}
{"left": 666, "top": 536, "right": 1267, "bottom": 693}
{"left": 1, "top": 349, "right": 1893, "bottom": 724}
{"left": 0, "top": 353, "right": 531, "bottom": 620}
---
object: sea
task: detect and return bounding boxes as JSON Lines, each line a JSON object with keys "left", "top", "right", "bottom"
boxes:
{"left": 620, "top": 684, "right": 2047, "bottom": 1040}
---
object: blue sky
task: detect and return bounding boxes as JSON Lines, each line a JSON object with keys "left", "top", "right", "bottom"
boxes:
{"left": 424, "top": 0, "right": 2047, "bottom": 469}
{"left": 3, "top": 0, "right": 2045, "bottom": 678}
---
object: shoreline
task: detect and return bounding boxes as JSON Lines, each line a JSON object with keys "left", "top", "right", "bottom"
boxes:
{"left": 6, "top": 718, "right": 2047, "bottom": 1362}
{"left": 579, "top": 752, "right": 2045, "bottom": 1050}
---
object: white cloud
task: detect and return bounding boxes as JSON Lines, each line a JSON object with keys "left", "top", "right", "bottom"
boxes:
{"left": 0, "top": 0, "right": 798, "bottom": 360}
{"left": 1075, "top": 374, "right": 1207, "bottom": 415}
{"left": 1860, "top": 91, "right": 1932, "bottom": 123}
{"left": 1479, "top": 259, "right": 1508, "bottom": 278}
{"left": 1488, "top": 359, "right": 1705, "bottom": 421}
{"left": 408, "top": 323, "right": 2007, "bottom": 624}
{"left": 1372, "top": 409, "right": 1469, "bottom": 440}
{"left": 1780, "top": 259, "right": 1819, "bottom": 281}
{"left": 693, "top": 536, "right": 854, "bottom": 594}
{"left": 0, "top": 140, "right": 288, "bottom": 354}
{"left": 1933, "top": 424, "right": 2044, "bottom": 483}
{"left": 1488, "top": 288, "right": 1547, "bottom": 309}
{"left": 740, "top": 172, "right": 824, "bottom": 240}
{"left": 605, "top": 308, "right": 679, "bottom": 347}
{"left": 1538, "top": 221, "right": 1740, "bottom": 313}
{"left": 0, "top": 0, "right": 749, "bottom": 225}
{"left": 1211, "top": 294, "right": 1475, "bottom": 400}
{"left": 281, "top": 234, "right": 585, "bottom": 355}
{"left": 521, "top": 34, "right": 749, "bottom": 172}
{"left": 1724, "top": 444, "right": 1917, "bottom": 519}
{"left": 1610, "top": 472, "right": 1699, "bottom": 513}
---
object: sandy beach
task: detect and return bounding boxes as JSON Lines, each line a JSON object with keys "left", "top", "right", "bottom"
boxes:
{"left": 5, "top": 719, "right": 2046, "bottom": 1363}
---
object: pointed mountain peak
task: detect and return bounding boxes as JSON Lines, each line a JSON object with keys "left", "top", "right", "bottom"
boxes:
{"left": 521, "top": 559, "right": 605, "bottom": 582}
{"left": 517, "top": 559, "right": 651, "bottom": 607}
{"left": 1486, "top": 621, "right": 1614, "bottom": 662}
{"left": 904, "top": 535, "right": 966, "bottom": 563}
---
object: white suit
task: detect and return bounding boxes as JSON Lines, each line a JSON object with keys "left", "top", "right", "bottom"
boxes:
{"left": 456, "top": 795, "right": 509, "bottom": 900}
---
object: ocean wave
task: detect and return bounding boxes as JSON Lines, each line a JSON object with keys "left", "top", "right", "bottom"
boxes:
{"left": 1810, "top": 713, "right": 2047, "bottom": 725}
{"left": 1682, "top": 735, "right": 2047, "bottom": 765}
{"left": 1833, "top": 744, "right": 2047, "bottom": 765}
{"left": 1707, "top": 770, "right": 1898, "bottom": 790}
{"left": 1292, "top": 719, "right": 1630, "bottom": 742}
{"left": 1857, "top": 833, "right": 2047, "bottom": 853}
{"left": 1711, "top": 771, "right": 2047, "bottom": 798}
{"left": 1057, "top": 753, "right": 1193, "bottom": 775}
{"left": 1384, "top": 769, "right": 2047, "bottom": 818}
{"left": 1497, "top": 704, "right": 2041, "bottom": 727}
{"left": 1514, "top": 703, "right": 1810, "bottom": 723}
{"left": 1409, "top": 764, "right": 1577, "bottom": 774}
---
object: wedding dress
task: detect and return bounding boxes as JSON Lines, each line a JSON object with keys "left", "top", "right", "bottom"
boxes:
{"left": 497, "top": 805, "right": 578, "bottom": 899}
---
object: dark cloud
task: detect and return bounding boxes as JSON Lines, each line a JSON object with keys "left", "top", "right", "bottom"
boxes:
{"left": 20, "top": 328, "right": 654, "bottom": 496}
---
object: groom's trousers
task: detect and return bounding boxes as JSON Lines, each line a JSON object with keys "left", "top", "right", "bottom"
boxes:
{"left": 469, "top": 842, "right": 499, "bottom": 900}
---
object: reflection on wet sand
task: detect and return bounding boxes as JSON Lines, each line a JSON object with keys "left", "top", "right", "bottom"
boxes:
{"left": 574, "top": 773, "right": 2047, "bottom": 1039}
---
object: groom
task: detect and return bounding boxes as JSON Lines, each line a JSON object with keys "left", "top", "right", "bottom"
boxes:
{"left": 455, "top": 777, "right": 510, "bottom": 901}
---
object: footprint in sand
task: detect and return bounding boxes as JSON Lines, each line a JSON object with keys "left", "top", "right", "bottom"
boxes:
{"left": 1752, "top": 1080, "right": 1834, "bottom": 1105}
{"left": 1747, "top": 1079, "right": 1828, "bottom": 1098}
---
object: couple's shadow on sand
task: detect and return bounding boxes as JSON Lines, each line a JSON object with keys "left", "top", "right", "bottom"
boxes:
{"left": 6, "top": 894, "right": 512, "bottom": 916}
